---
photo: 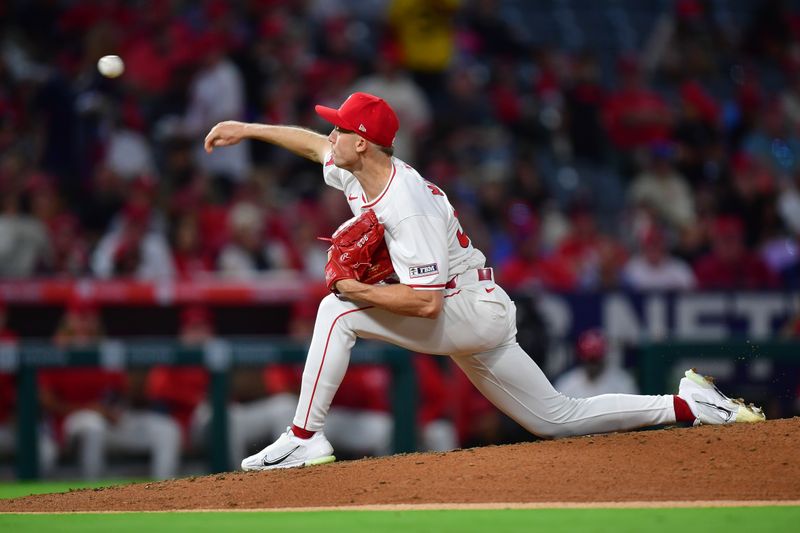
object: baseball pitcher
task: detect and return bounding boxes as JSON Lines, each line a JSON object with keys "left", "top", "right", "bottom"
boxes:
{"left": 204, "top": 92, "right": 765, "bottom": 470}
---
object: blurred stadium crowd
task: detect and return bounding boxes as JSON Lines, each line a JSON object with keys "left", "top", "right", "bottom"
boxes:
{"left": 3, "top": 0, "right": 800, "bottom": 479}
{"left": 0, "top": 0, "right": 799, "bottom": 289}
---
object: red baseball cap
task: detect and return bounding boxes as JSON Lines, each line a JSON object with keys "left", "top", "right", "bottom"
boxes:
{"left": 315, "top": 92, "right": 399, "bottom": 148}
{"left": 576, "top": 329, "right": 606, "bottom": 362}
{"left": 181, "top": 305, "right": 212, "bottom": 328}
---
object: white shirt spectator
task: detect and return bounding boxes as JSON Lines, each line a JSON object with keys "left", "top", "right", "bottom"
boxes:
{"left": 91, "top": 224, "right": 175, "bottom": 281}
{"left": 217, "top": 244, "right": 290, "bottom": 280}
{"left": 105, "top": 128, "right": 156, "bottom": 180}
{"left": 185, "top": 57, "right": 250, "bottom": 182}
{"left": 629, "top": 166, "right": 696, "bottom": 230}
{"left": 623, "top": 254, "right": 696, "bottom": 291}
{"left": 778, "top": 182, "right": 800, "bottom": 236}
{"left": 554, "top": 366, "right": 639, "bottom": 399}
{"left": 216, "top": 202, "right": 291, "bottom": 279}
{"left": 0, "top": 212, "right": 52, "bottom": 277}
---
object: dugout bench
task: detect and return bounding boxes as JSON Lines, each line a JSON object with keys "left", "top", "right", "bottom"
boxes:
{"left": 2, "top": 339, "right": 415, "bottom": 480}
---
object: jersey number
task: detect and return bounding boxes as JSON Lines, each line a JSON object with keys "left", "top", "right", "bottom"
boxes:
{"left": 427, "top": 181, "right": 470, "bottom": 248}
{"left": 453, "top": 210, "right": 470, "bottom": 248}
{"left": 426, "top": 184, "right": 444, "bottom": 196}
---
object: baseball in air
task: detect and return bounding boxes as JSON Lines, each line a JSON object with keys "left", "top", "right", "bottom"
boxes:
{"left": 97, "top": 55, "right": 125, "bottom": 78}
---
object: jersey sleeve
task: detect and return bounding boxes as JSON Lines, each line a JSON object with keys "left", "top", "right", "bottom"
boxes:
{"left": 389, "top": 215, "right": 449, "bottom": 290}
{"left": 321, "top": 151, "right": 345, "bottom": 191}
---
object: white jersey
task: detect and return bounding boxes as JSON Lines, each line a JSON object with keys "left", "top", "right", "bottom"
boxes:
{"left": 322, "top": 153, "right": 486, "bottom": 290}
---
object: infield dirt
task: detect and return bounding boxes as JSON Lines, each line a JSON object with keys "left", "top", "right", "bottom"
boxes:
{"left": 2, "top": 417, "right": 798, "bottom": 512}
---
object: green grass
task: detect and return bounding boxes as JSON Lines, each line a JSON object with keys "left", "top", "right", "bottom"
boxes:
{"left": 1, "top": 507, "right": 799, "bottom": 533}
{"left": 0, "top": 480, "right": 141, "bottom": 500}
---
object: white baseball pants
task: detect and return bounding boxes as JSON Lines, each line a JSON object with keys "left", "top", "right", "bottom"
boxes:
{"left": 63, "top": 409, "right": 181, "bottom": 480}
{"left": 294, "top": 272, "right": 676, "bottom": 439}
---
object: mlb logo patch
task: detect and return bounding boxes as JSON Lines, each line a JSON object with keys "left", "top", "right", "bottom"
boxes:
{"left": 409, "top": 263, "right": 438, "bottom": 278}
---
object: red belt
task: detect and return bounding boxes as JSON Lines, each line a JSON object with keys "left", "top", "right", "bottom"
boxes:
{"left": 445, "top": 267, "right": 494, "bottom": 289}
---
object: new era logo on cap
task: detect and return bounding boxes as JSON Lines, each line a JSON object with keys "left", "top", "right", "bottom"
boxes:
{"left": 315, "top": 92, "right": 399, "bottom": 147}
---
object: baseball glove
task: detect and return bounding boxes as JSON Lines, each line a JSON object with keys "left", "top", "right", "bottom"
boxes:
{"left": 323, "top": 209, "right": 395, "bottom": 292}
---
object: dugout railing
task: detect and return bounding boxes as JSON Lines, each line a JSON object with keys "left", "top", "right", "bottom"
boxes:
{"left": 2, "top": 339, "right": 415, "bottom": 480}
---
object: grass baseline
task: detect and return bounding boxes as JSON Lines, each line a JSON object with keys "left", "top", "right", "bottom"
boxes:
{"left": 0, "top": 507, "right": 799, "bottom": 533}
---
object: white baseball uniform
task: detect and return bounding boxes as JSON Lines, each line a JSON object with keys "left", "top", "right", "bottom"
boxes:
{"left": 293, "top": 153, "right": 676, "bottom": 439}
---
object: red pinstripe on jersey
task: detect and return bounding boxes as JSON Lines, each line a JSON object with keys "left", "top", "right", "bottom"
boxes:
{"left": 302, "top": 305, "right": 374, "bottom": 429}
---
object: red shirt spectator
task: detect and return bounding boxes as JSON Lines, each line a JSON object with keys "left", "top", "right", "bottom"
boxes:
{"left": 499, "top": 255, "right": 577, "bottom": 292}
{"left": 144, "top": 305, "right": 213, "bottom": 440}
{"left": 414, "top": 356, "right": 450, "bottom": 427}
{"left": 38, "top": 368, "right": 127, "bottom": 442}
{"left": 602, "top": 57, "right": 672, "bottom": 150}
{"left": 694, "top": 216, "right": 781, "bottom": 289}
{"left": 556, "top": 208, "right": 601, "bottom": 269}
{"left": 145, "top": 366, "right": 208, "bottom": 439}
{"left": 38, "top": 297, "right": 121, "bottom": 441}
{"left": 497, "top": 207, "right": 577, "bottom": 291}
{"left": 170, "top": 214, "right": 215, "bottom": 280}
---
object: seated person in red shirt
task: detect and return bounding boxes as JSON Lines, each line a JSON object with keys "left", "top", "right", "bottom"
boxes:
{"left": 694, "top": 216, "right": 780, "bottom": 289}
{"left": 602, "top": 56, "right": 673, "bottom": 152}
{"left": 39, "top": 299, "right": 181, "bottom": 480}
{"left": 497, "top": 208, "right": 577, "bottom": 292}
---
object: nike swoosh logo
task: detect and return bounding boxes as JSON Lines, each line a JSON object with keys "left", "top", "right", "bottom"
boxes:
{"left": 263, "top": 445, "right": 300, "bottom": 466}
{"left": 325, "top": 158, "right": 335, "bottom": 166}
{"left": 695, "top": 400, "right": 734, "bottom": 422}
{"left": 348, "top": 195, "right": 358, "bottom": 201}
{"left": 485, "top": 287, "right": 495, "bottom": 293}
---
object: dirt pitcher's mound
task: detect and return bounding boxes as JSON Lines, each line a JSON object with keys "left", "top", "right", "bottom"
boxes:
{"left": 2, "top": 418, "right": 799, "bottom": 512}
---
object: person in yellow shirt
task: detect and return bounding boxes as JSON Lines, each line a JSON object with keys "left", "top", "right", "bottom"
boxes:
{"left": 388, "top": 0, "right": 460, "bottom": 100}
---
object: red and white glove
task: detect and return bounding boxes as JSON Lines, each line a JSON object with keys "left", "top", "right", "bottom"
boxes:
{"left": 323, "top": 209, "right": 395, "bottom": 292}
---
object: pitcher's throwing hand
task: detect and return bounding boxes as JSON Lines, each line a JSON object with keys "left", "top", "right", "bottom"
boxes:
{"left": 204, "top": 120, "right": 248, "bottom": 153}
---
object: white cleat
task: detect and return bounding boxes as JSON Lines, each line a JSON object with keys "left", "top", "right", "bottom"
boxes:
{"left": 678, "top": 369, "right": 766, "bottom": 426}
{"left": 241, "top": 427, "right": 336, "bottom": 471}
